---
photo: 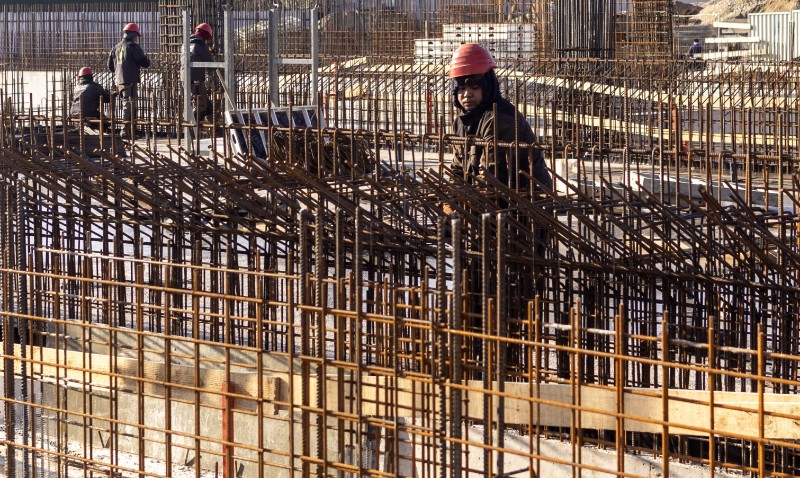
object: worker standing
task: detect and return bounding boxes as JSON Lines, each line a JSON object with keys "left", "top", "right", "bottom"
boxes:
{"left": 108, "top": 22, "right": 151, "bottom": 138}
{"left": 688, "top": 38, "right": 703, "bottom": 59}
{"left": 181, "top": 22, "right": 214, "bottom": 123}
{"left": 449, "top": 43, "right": 551, "bottom": 194}
{"left": 69, "top": 67, "right": 110, "bottom": 123}
{"left": 447, "top": 43, "right": 553, "bottom": 377}
{"left": 687, "top": 38, "right": 704, "bottom": 71}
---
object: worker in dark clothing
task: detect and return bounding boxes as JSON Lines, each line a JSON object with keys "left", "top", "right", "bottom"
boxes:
{"left": 688, "top": 39, "right": 703, "bottom": 59}
{"left": 449, "top": 43, "right": 552, "bottom": 192}
{"left": 69, "top": 67, "right": 110, "bottom": 122}
{"left": 181, "top": 22, "right": 214, "bottom": 122}
{"left": 687, "top": 39, "right": 704, "bottom": 71}
{"left": 108, "top": 22, "right": 151, "bottom": 137}
{"left": 447, "top": 43, "right": 553, "bottom": 378}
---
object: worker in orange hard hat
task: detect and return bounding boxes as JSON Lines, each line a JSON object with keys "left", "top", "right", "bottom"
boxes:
{"left": 69, "top": 67, "right": 110, "bottom": 122}
{"left": 195, "top": 23, "right": 213, "bottom": 41}
{"left": 448, "top": 43, "right": 551, "bottom": 192}
{"left": 108, "top": 22, "right": 151, "bottom": 138}
{"left": 447, "top": 44, "right": 553, "bottom": 379}
{"left": 181, "top": 22, "right": 215, "bottom": 123}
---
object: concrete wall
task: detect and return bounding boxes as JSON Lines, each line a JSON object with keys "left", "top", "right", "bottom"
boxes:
{"left": 35, "top": 379, "right": 744, "bottom": 478}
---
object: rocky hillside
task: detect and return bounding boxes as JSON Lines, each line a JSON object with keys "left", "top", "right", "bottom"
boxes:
{"left": 681, "top": 0, "right": 800, "bottom": 24}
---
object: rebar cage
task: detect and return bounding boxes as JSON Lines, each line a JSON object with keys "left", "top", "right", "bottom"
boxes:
{"left": 0, "top": 1, "right": 799, "bottom": 477}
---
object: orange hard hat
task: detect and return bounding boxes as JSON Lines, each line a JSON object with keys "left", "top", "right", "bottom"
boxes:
{"left": 123, "top": 23, "right": 140, "bottom": 36}
{"left": 448, "top": 43, "right": 497, "bottom": 79}
{"left": 78, "top": 67, "right": 93, "bottom": 77}
{"left": 195, "top": 23, "right": 213, "bottom": 40}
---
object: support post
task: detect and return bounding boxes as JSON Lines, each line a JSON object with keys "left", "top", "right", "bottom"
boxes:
{"left": 268, "top": 5, "right": 279, "bottom": 106}
{"left": 224, "top": 5, "right": 235, "bottom": 104}
{"left": 311, "top": 5, "right": 319, "bottom": 105}
{"left": 222, "top": 382, "right": 234, "bottom": 478}
{"left": 184, "top": 5, "right": 235, "bottom": 151}
{"left": 268, "top": 5, "right": 320, "bottom": 106}
{"left": 183, "top": 8, "right": 193, "bottom": 151}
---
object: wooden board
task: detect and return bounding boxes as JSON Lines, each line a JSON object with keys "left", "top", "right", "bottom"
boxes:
{"left": 6, "top": 345, "right": 800, "bottom": 439}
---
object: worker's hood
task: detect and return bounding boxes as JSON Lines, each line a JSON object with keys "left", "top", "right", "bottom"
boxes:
{"left": 452, "top": 68, "right": 505, "bottom": 134}
{"left": 452, "top": 68, "right": 501, "bottom": 114}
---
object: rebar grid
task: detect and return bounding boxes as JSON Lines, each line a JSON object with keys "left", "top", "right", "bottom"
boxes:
{"left": 0, "top": 0, "right": 675, "bottom": 115}
{"left": 613, "top": 0, "right": 673, "bottom": 59}
{"left": 0, "top": 1, "right": 798, "bottom": 477}
{"left": 0, "top": 81, "right": 799, "bottom": 476}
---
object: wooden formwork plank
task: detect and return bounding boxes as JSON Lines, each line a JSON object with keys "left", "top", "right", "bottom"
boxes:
{"left": 304, "top": 375, "right": 800, "bottom": 440}
{"left": 462, "top": 381, "right": 800, "bottom": 439}
{"left": 5, "top": 345, "right": 799, "bottom": 439}
{"left": 3, "top": 344, "right": 278, "bottom": 410}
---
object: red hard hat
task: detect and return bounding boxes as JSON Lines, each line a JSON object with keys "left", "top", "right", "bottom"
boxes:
{"left": 448, "top": 43, "right": 497, "bottom": 79}
{"left": 195, "top": 23, "right": 213, "bottom": 40}
{"left": 123, "top": 23, "right": 140, "bottom": 36}
{"left": 78, "top": 67, "right": 93, "bottom": 77}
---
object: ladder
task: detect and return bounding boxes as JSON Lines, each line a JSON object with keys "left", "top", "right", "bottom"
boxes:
{"left": 181, "top": 6, "right": 235, "bottom": 150}
{"left": 268, "top": 4, "right": 320, "bottom": 107}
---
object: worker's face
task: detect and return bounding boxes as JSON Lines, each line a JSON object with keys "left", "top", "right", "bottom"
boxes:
{"left": 455, "top": 74, "right": 484, "bottom": 111}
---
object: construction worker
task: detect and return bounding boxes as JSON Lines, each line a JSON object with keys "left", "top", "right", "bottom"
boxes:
{"left": 181, "top": 22, "right": 214, "bottom": 122}
{"left": 447, "top": 43, "right": 553, "bottom": 378}
{"left": 687, "top": 38, "right": 704, "bottom": 71}
{"left": 108, "top": 22, "right": 151, "bottom": 137}
{"left": 69, "top": 67, "right": 110, "bottom": 122}
{"left": 688, "top": 38, "right": 703, "bottom": 59}
{"left": 449, "top": 43, "right": 552, "bottom": 193}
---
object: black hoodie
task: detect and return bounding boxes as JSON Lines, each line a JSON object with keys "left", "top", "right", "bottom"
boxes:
{"left": 452, "top": 69, "right": 552, "bottom": 192}
{"left": 181, "top": 33, "right": 213, "bottom": 83}
{"left": 69, "top": 77, "right": 110, "bottom": 119}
